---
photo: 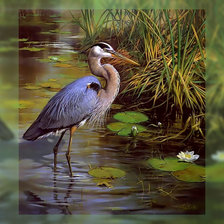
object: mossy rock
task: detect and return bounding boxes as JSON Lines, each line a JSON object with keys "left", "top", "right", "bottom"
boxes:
{"left": 147, "top": 157, "right": 191, "bottom": 172}
{"left": 88, "top": 167, "right": 126, "bottom": 179}
{"left": 113, "top": 111, "right": 148, "bottom": 123}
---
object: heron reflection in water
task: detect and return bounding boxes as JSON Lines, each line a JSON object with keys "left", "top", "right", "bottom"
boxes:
{"left": 23, "top": 42, "right": 139, "bottom": 176}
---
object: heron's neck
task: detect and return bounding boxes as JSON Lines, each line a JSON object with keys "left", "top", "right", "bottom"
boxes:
{"left": 88, "top": 57, "right": 120, "bottom": 102}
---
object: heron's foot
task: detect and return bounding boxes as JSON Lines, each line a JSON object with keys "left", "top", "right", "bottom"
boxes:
{"left": 66, "top": 153, "right": 73, "bottom": 177}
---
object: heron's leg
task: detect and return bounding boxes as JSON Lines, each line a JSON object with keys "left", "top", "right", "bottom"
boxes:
{"left": 66, "top": 126, "right": 77, "bottom": 177}
{"left": 53, "top": 130, "right": 66, "bottom": 171}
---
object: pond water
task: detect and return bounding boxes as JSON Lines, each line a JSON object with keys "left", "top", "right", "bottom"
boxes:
{"left": 18, "top": 10, "right": 205, "bottom": 215}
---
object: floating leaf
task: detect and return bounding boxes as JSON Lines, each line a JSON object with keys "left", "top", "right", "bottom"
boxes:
{"left": 40, "top": 82, "right": 61, "bottom": 89}
{"left": 113, "top": 111, "right": 148, "bottom": 123}
{"left": 10, "top": 38, "right": 28, "bottom": 42}
{"left": 49, "top": 29, "right": 72, "bottom": 34}
{"left": 107, "top": 122, "right": 127, "bottom": 132}
{"left": 53, "top": 63, "right": 72, "bottom": 68}
{"left": 48, "top": 79, "right": 57, "bottom": 82}
{"left": 172, "top": 164, "right": 205, "bottom": 182}
{"left": 19, "top": 38, "right": 28, "bottom": 42}
{"left": 24, "top": 84, "right": 42, "bottom": 90}
{"left": 88, "top": 167, "right": 126, "bottom": 179}
{"left": 40, "top": 31, "right": 53, "bottom": 35}
{"left": 118, "top": 127, "right": 133, "bottom": 136}
{"left": 48, "top": 55, "right": 71, "bottom": 62}
{"left": 26, "top": 41, "right": 40, "bottom": 44}
{"left": 36, "top": 58, "right": 52, "bottom": 63}
{"left": 147, "top": 157, "right": 191, "bottom": 171}
{"left": 20, "top": 47, "right": 46, "bottom": 52}
{"left": 107, "top": 122, "right": 147, "bottom": 136}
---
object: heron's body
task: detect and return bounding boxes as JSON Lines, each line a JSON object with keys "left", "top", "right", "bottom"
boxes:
{"left": 23, "top": 42, "right": 138, "bottom": 176}
{"left": 24, "top": 76, "right": 102, "bottom": 140}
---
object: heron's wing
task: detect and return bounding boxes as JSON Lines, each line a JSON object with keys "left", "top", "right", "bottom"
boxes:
{"left": 23, "top": 76, "right": 101, "bottom": 140}
{"left": 40, "top": 77, "right": 101, "bottom": 129}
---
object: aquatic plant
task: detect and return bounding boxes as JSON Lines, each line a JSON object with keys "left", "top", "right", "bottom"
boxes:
{"left": 177, "top": 151, "right": 199, "bottom": 163}
{"left": 72, "top": 9, "right": 205, "bottom": 141}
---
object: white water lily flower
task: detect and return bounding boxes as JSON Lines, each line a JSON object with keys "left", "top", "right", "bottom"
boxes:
{"left": 212, "top": 151, "right": 224, "bottom": 162}
{"left": 177, "top": 151, "right": 199, "bottom": 163}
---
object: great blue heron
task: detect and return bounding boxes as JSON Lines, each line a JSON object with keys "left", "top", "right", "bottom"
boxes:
{"left": 23, "top": 42, "right": 139, "bottom": 176}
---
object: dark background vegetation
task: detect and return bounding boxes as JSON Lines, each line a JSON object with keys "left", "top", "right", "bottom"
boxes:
{"left": 0, "top": 0, "right": 224, "bottom": 223}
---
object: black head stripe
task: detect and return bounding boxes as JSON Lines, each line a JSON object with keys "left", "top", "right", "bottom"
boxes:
{"left": 92, "top": 42, "right": 113, "bottom": 50}
{"left": 82, "top": 42, "right": 113, "bottom": 53}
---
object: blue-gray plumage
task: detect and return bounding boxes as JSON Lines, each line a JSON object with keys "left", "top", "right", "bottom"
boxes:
{"left": 23, "top": 42, "right": 139, "bottom": 176}
{"left": 23, "top": 76, "right": 101, "bottom": 140}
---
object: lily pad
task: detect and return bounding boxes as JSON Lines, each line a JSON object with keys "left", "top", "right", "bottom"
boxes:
{"left": 107, "top": 122, "right": 147, "bottom": 136}
{"left": 172, "top": 164, "right": 205, "bottom": 182}
{"left": 49, "top": 29, "right": 72, "bottom": 34}
{"left": 24, "top": 84, "right": 42, "bottom": 90}
{"left": 53, "top": 63, "right": 72, "bottom": 68}
{"left": 40, "top": 82, "right": 61, "bottom": 89}
{"left": 113, "top": 111, "right": 148, "bottom": 123}
{"left": 88, "top": 167, "right": 126, "bottom": 179}
{"left": 36, "top": 58, "right": 52, "bottom": 63}
{"left": 10, "top": 38, "right": 28, "bottom": 42}
{"left": 26, "top": 41, "right": 40, "bottom": 44}
{"left": 40, "top": 31, "right": 54, "bottom": 35}
{"left": 20, "top": 47, "right": 46, "bottom": 52}
{"left": 48, "top": 55, "right": 71, "bottom": 62}
{"left": 147, "top": 157, "right": 191, "bottom": 171}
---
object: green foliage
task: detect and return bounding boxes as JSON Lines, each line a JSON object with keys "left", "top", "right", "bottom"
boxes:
{"left": 147, "top": 157, "right": 191, "bottom": 171}
{"left": 113, "top": 111, "right": 148, "bottom": 123}
{"left": 71, "top": 10, "right": 110, "bottom": 46}
{"left": 74, "top": 9, "right": 205, "bottom": 140}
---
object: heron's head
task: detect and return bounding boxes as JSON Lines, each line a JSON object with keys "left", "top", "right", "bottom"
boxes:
{"left": 89, "top": 42, "right": 139, "bottom": 66}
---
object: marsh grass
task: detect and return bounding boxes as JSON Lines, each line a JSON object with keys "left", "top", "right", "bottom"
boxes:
{"left": 72, "top": 9, "right": 205, "bottom": 140}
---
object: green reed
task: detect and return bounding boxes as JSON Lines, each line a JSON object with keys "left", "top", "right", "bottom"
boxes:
{"left": 72, "top": 9, "right": 205, "bottom": 140}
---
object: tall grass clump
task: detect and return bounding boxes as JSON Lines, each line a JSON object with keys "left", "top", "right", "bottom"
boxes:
{"left": 72, "top": 10, "right": 205, "bottom": 140}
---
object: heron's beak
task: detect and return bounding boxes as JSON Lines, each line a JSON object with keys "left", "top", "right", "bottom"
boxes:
{"left": 111, "top": 51, "right": 140, "bottom": 66}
